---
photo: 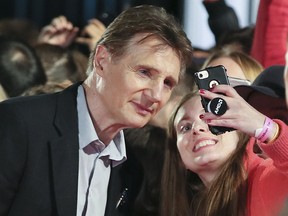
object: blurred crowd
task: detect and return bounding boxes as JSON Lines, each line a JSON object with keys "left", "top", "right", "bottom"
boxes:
{"left": 0, "top": 0, "right": 288, "bottom": 215}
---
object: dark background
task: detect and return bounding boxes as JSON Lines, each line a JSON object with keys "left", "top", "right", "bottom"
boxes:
{"left": 0, "top": 0, "right": 184, "bottom": 29}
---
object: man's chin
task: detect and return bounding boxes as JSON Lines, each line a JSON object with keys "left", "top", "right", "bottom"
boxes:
{"left": 128, "top": 117, "right": 150, "bottom": 128}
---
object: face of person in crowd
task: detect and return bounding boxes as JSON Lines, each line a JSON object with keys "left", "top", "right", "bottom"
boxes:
{"left": 95, "top": 34, "right": 181, "bottom": 128}
{"left": 174, "top": 95, "right": 239, "bottom": 186}
{"left": 208, "top": 57, "right": 247, "bottom": 79}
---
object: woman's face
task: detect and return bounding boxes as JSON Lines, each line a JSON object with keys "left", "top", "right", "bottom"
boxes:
{"left": 174, "top": 96, "right": 239, "bottom": 184}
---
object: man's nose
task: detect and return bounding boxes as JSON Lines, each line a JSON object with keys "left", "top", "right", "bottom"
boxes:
{"left": 144, "top": 82, "right": 164, "bottom": 103}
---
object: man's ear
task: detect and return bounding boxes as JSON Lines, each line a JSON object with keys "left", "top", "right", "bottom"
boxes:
{"left": 93, "top": 45, "right": 110, "bottom": 76}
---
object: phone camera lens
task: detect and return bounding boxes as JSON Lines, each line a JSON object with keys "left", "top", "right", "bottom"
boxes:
{"left": 209, "top": 80, "right": 219, "bottom": 88}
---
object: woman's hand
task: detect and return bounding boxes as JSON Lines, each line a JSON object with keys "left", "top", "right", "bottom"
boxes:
{"left": 199, "top": 84, "right": 266, "bottom": 137}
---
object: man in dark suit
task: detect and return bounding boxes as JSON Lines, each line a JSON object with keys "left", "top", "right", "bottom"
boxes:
{"left": 0, "top": 5, "right": 193, "bottom": 216}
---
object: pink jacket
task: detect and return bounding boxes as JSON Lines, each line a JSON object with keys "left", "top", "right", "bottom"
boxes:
{"left": 250, "top": 0, "right": 288, "bottom": 68}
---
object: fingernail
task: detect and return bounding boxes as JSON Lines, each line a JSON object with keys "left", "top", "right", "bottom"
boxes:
{"left": 199, "top": 89, "right": 205, "bottom": 94}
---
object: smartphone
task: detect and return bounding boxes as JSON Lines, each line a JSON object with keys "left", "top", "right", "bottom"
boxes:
{"left": 194, "top": 65, "right": 235, "bottom": 135}
{"left": 228, "top": 77, "right": 251, "bottom": 87}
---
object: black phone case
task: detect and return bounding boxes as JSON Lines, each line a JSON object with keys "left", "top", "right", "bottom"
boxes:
{"left": 194, "top": 65, "right": 235, "bottom": 135}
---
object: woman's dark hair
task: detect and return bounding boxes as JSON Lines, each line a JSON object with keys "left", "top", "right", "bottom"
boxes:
{"left": 125, "top": 124, "right": 168, "bottom": 216}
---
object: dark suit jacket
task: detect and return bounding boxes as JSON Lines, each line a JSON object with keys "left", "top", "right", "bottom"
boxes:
{"left": 0, "top": 83, "right": 140, "bottom": 216}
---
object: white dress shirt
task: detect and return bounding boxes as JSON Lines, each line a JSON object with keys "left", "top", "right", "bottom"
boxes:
{"left": 76, "top": 86, "right": 127, "bottom": 216}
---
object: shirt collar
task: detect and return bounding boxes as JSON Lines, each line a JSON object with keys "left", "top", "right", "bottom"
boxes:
{"left": 77, "top": 85, "right": 98, "bottom": 149}
{"left": 77, "top": 85, "right": 127, "bottom": 166}
{"left": 102, "top": 130, "right": 127, "bottom": 167}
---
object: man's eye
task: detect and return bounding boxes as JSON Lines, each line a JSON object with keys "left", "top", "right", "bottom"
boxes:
{"left": 164, "top": 79, "right": 175, "bottom": 89}
{"left": 139, "top": 69, "right": 151, "bottom": 77}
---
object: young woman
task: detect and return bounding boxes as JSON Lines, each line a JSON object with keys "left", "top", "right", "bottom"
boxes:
{"left": 161, "top": 84, "right": 288, "bottom": 216}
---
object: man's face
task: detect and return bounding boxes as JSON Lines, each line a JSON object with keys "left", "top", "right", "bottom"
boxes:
{"left": 94, "top": 34, "right": 181, "bottom": 128}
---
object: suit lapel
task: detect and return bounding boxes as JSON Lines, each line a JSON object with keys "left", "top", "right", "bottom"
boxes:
{"left": 49, "top": 83, "right": 81, "bottom": 216}
{"left": 105, "top": 163, "right": 125, "bottom": 216}
{"left": 105, "top": 155, "right": 143, "bottom": 216}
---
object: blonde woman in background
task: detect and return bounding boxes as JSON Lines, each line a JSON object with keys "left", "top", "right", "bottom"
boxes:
{"left": 202, "top": 45, "right": 263, "bottom": 84}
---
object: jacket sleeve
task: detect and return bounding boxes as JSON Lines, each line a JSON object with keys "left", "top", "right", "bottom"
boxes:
{"left": 247, "top": 119, "right": 288, "bottom": 216}
{"left": 259, "top": 119, "right": 288, "bottom": 173}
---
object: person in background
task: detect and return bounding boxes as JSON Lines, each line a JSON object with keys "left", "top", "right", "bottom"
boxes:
{"left": 216, "top": 26, "right": 254, "bottom": 55}
{"left": 235, "top": 65, "right": 287, "bottom": 124}
{"left": 38, "top": 15, "right": 79, "bottom": 49}
{"left": 34, "top": 43, "right": 87, "bottom": 84}
{"left": 161, "top": 84, "right": 288, "bottom": 216}
{"left": 0, "top": 18, "right": 40, "bottom": 46}
{"left": 70, "top": 49, "right": 89, "bottom": 80}
{"left": 22, "top": 82, "right": 72, "bottom": 96}
{"left": 0, "top": 5, "right": 193, "bottom": 216}
{"left": 250, "top": 0, "right": 288, "bottom": 68}
{"left": 192, "top": 0, "right": 252, "bottom": 69}
{"left": 0, "top": 36, "right": 47, "bottom": 97}
{"left": 38, "top": 15, "right": 106, "bottom": 55}
{"left": 76, "top": 18, "right": 106, "bottom": 52}
{"left": 202, "top": 0, "right": 240, "bottom": 45}
{"left": 202, "top": 45, "right": 263, "bottom": 83}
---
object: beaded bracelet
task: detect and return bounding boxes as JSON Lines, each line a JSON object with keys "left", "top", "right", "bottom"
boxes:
{"left": 254, "top": 117, "right": 274, "bottom": 143}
